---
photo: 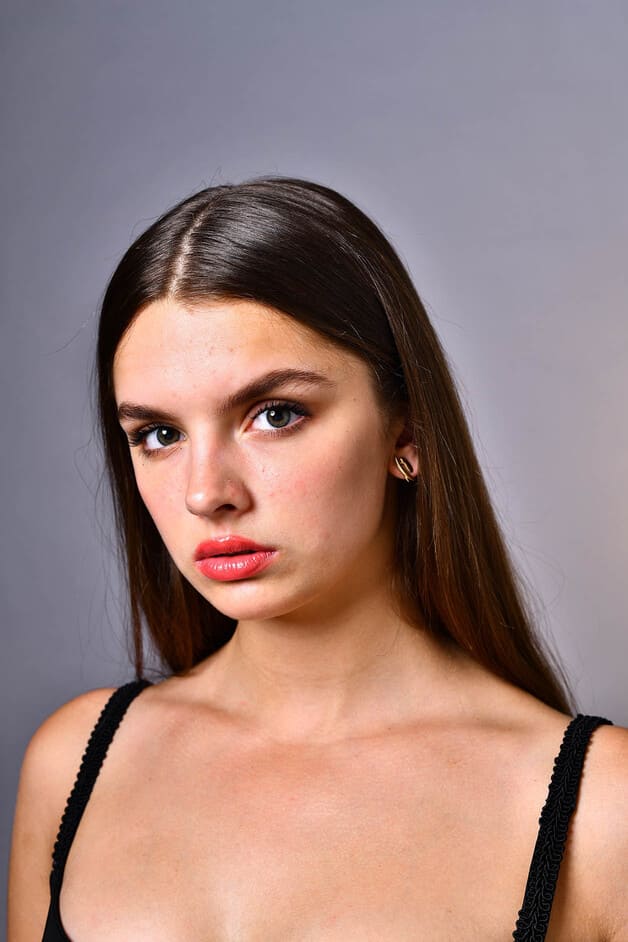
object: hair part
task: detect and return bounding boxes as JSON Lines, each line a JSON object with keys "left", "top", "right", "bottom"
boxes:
{"left": 96, "top": 175, "right": 574, "bottom": 713}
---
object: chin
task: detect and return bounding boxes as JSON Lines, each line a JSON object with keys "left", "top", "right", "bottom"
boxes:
{"left": 195, "top": 577, "right": 330, "bottom": 624}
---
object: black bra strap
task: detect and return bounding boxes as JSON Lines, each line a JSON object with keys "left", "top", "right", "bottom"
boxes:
{"left": 49, "top": 679, "right": 153, "bottom": 890}
{"left": 512, "top": 713, "right": 613, "bottom": 941}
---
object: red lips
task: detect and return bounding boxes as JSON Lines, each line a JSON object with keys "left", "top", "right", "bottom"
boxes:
{"left": 194, "top": 536, "right": 278, "bottom": 583}
{"left": 194, "top": 535, "right": 275, "bottom": 560}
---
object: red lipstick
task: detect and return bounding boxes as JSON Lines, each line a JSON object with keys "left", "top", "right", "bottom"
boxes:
{"left": 194, "top": 536, "right": 277, "bottom": 582}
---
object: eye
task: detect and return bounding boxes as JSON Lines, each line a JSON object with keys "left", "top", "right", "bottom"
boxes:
{"left": 145, "top": 426, "right": 181, "bottom": 449}
{"left": 250, "top": 400, "right": 309, "bottom": 433}
{"left": 127, "top": 424, "right": 182, "bottom": 454}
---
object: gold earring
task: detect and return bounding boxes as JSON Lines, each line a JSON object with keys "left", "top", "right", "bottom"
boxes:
{"left": 394, "top": 455, "right": 416, "bottom": 483}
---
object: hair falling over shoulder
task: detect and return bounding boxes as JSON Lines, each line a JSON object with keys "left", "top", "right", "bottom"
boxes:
{"left": 95, "top": 175, "right": 574, "bottom": 714}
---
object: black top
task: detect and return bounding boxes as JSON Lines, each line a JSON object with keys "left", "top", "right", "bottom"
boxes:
{"left": 41, "top": 680, "right": 613, "bottom": 941}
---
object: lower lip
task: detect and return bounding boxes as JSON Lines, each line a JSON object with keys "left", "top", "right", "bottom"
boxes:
{"left": 195, "top": 550, "right": 277, "bottom": 582}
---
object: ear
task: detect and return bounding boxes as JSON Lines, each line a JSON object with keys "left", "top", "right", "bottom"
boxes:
{"left": 388, "top": 415, "right": 419, "bottom": 482}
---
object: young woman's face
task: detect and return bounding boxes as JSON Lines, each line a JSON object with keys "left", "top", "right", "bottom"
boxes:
{"left": 113, "top": 298, "right": 408, "bottom": 623}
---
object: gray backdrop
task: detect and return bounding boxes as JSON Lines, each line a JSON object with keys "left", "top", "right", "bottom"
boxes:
{"left": 2, "top": 1, "right": 627, "bottom": 925}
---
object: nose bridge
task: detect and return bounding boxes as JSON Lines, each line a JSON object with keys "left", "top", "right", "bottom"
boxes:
{"left": 184, "top": 427, "right": 239, "bottom": 514}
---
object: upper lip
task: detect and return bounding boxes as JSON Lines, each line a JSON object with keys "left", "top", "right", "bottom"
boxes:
{"left": 194, "top": 536, "right": 275, "bottom": 560}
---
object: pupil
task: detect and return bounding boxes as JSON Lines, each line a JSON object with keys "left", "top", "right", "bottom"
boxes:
{"left": 268, "top": 408, "right": 290, "bottom": 428}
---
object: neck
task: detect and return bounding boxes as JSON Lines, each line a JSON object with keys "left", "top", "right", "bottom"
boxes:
{"left": 196, "top": 584, "right": 468, "bottom": 744}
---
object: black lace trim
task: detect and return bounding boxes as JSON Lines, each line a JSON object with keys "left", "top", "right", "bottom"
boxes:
{"left": 49, "top": 679, "right": 153, "bottom": 889}
{"left": 512, "top": 713, "right": 613, "bottom": 941}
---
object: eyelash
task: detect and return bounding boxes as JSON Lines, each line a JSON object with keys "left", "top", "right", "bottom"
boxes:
{"left": 126, "top": 400, "right": 310, "bottom": 457}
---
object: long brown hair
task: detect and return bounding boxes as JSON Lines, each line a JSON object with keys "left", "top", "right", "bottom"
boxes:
{"left": 96, "top": 176, "right": 574, "bottom": 712}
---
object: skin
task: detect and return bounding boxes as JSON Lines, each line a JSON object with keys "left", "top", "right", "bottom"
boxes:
{"left": 7, "top": 298, "right": 628, "bottom": 941}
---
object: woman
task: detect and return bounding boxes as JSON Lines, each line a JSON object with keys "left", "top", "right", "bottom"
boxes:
{"left": 8, "top": 177, "right": 627, "bottom": 940}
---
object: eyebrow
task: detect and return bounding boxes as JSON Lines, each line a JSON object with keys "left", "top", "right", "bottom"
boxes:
{"left": 116, "top": 368, "right": 336, "bottom": 424}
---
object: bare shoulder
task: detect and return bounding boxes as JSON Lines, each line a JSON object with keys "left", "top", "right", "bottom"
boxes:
{"left": 576, "top": 721, "right": 628, "bottom": 849}
{"left": 18, "top": 685, "right": 121, "bottom": 824}
{"left": 7, "top": 686, "right": 117, "bottom": 941}
{"left": 575, "top": 722, "right": 628, "bottom": 941}
{"left": 468, "top": 672, "right": 627, "bottom": 938}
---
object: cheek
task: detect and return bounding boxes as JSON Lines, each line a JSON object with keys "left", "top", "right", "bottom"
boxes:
{"left": 134, "top": 465, "right": 181, "bottom": 532}
{"left": 281, "top": 431, "right": 386, "bottom": 544}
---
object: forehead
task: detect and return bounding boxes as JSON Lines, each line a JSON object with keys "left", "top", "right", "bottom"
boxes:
{"left": 113, "top": 297, "right": 357, "bottom": 392}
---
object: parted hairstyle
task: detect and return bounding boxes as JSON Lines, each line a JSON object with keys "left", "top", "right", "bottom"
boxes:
{"left": 96, "top": 175, "right": 574, "bottom": 713}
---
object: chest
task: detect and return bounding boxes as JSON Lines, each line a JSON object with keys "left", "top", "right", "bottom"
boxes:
{"left": 58, "top": 728, "right": 587, "bottom": 941}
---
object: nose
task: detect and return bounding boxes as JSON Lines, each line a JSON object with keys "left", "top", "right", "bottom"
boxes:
{"left": 184, "top": 438, "right": 248, "bottom": 517}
